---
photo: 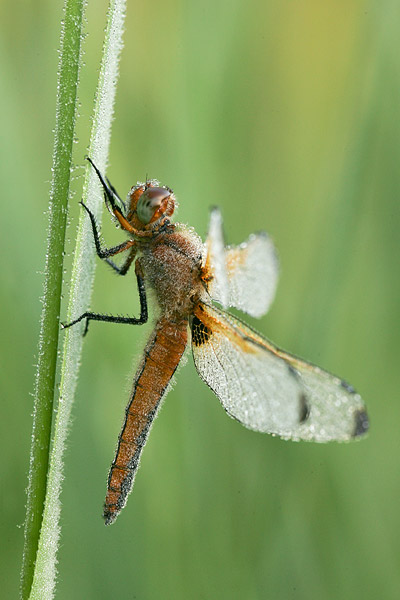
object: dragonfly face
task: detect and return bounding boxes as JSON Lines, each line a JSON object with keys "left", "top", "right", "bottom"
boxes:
{"left": 63, "top": 159, "right": 369, "bottom": 525}
{"left": 127, "top": 181, "right": 176, "bottom": 228}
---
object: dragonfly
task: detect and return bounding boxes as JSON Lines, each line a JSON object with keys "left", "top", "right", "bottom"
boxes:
{"left": 63, "top": 158, "right": 369, "bottom": 525}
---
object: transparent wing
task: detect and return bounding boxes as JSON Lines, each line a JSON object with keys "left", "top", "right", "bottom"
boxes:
{"left": 191, "top": 303, "right": 306, "bottom": 434}
{"left": 191, "top": 303, "right": 368, "bottom": 442}
{"left": 272, "top": 350, "right": 369, "bottom": 442}
{"left": 203, "top": 207, "right": 229, "bottom": 307}
{"left": 223, "top": 233, "right": 279, "bottom": 318}
{"left": 204, "top": 207, "right": 279, "bottom": 317}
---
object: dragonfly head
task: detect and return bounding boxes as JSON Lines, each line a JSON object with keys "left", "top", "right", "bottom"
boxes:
{"left": 127, "top": 181, "right": 176, "bottom": 230}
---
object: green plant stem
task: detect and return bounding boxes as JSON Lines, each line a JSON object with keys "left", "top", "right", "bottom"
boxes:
{"left": 27, "top": 0, "right": 126, "bottom": 597}
{"left": 20, "top": 1, "right": 85, "bottom": 598}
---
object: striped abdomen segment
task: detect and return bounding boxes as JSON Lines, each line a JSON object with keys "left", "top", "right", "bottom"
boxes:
{"left": 104, "top": 316, "right": 188, "bottom": 525}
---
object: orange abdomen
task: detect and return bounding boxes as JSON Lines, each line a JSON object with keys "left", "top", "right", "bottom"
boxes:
{"left": 104, "top": 316, "right": 188, "bottom": 525}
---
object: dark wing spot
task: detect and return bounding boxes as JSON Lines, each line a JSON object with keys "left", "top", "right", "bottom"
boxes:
{"left": 285, "top": 366, "right": 309, "bottom": 422}
{"left": 353, "top": 409, "right": 369, "bottom": 438}
{"left": 299, "top": 393, "right": 310, "bottom": 423}
{"left": 341, "top": 379, "right": 356, "bottom": 394}
{"left": 192, "top": 315, "right": 212, "bottom": 346}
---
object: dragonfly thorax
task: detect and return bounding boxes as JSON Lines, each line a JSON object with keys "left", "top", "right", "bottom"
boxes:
{"left": 140, "top": 227, "right": 206, "bottom": 318}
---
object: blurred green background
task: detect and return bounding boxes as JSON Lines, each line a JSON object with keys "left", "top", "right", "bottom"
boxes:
{"left": 1, "top": 0, "right": 399, "bottom": 598}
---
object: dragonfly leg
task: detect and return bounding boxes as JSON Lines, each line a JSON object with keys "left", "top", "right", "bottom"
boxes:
{"left": 87, "top": 156, "right": 138, "bottom": 235}
{"left": 80, "top": 200, "right": 136, "bottom": 275}
{"left": 105, "top": 175, "right": 126, "bottom": 211}
{"left": 86, "top": 156, "right": 124, "bottom": 216}
{"left": 62, "top": 268, "right": 147, "bottom": 336}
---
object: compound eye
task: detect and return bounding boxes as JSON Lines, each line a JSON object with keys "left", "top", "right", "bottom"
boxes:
{"left": 137, "top": 187, "right": 171, "bottom": 224}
